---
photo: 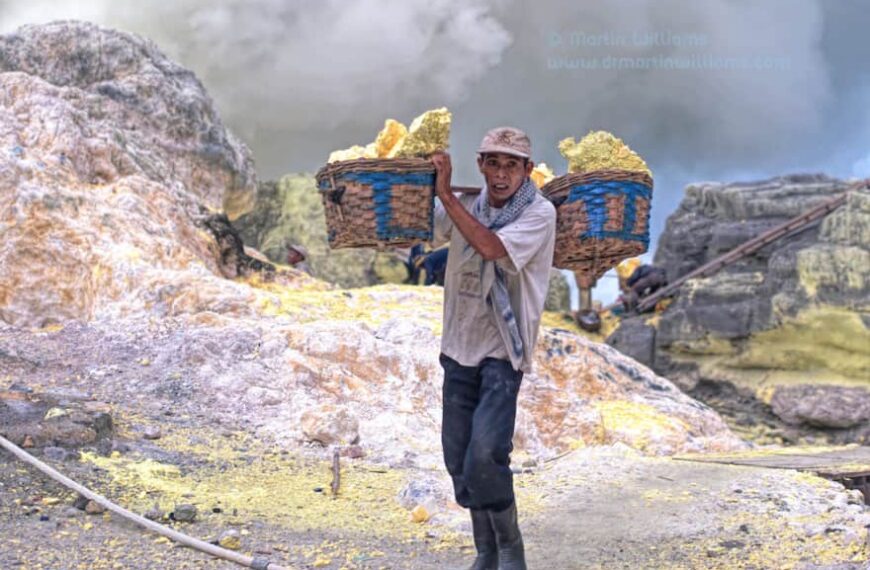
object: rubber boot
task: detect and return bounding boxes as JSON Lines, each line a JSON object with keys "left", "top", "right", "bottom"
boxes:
{"left": 488, "top": 502, "right": 527, "bottom": 570}
{"left": 468, "top": 509, "right": 498, "bottom": 570}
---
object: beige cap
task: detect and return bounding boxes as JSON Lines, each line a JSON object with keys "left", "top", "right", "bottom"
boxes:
{"left": 477, "top": 126, "right": 531, "bottom": 159}
{"left": 289, "top": 244, "right": 309, "bottom": 260}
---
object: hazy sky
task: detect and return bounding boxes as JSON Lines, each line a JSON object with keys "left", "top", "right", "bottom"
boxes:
{"left": 2, "top": 0, "right": 869, "bottom": 302}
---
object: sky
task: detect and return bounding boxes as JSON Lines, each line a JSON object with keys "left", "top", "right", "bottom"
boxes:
{"left": 2, "top": 0, "right": 869, "bottom": 304}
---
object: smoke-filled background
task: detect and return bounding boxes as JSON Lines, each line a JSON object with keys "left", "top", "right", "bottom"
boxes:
{"left": 2, "top": 0, "right": 869, "bottom": 302}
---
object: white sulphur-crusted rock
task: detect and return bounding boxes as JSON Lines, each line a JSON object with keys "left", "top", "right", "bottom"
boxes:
{"left": 0, "top": 22, "right": 324, "bottom": 328}
{"left": 300, "top": 404, "right": 360, "bottom": 446}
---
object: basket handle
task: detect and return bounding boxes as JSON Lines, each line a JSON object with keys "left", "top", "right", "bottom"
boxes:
{"left": 324, "top": 181, "right": 346, "bottom": 222}
{"left": 550, "top": 195, "right": 568, "bottom": 208}
{"left": 325, "top": 185, "right": 345, "bottom": 205}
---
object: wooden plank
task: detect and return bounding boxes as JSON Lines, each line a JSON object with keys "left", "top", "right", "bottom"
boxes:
{"left": 450, "top": 185, "right": 481, "bottom": 194}
{"left": 635, "top": 185, "right": 863, "bottom": 312}
{"left": 674, "top": 446, "right": 870, "bottom": 479}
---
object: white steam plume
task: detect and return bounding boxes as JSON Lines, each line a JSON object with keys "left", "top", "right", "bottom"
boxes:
{"left": 0, "top": 0, "right": 512, "bottom": 158}
{"left": 2, "top": 0, "right": 864, "bottom": 188}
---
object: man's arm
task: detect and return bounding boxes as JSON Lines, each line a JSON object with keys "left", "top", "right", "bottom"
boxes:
{"left": 430, "top": 152, "right": 507, "bottom": 262}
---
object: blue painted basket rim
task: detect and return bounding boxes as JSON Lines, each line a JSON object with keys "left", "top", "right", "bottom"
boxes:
{"left": 541, "top": 169, "right": 653, "bottom": 200}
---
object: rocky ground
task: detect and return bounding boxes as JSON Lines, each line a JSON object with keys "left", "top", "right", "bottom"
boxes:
{"left": 2, "top": 425, "right": 869, "bottom": 570}
{"left": 2, "top": 315, "right": 869, "bottom": 570}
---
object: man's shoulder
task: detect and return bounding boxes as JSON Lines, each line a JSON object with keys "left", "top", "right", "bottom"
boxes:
{"left": 522, "top": 194, "right": 557, "bottom": 223}
{"left": 535, "top": 194, "right": 557, "bottom": 216}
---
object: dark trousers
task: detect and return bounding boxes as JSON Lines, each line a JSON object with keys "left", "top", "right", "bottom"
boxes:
{"left": 440, "top": 353, "right": 523, "bottom": 511}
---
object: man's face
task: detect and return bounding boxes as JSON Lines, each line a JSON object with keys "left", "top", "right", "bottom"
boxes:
{"left": 477, "top": 152, "right": 534, "bottom": 207}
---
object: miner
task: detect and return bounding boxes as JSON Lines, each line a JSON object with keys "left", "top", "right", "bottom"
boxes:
{"left": 286, "top": 243, "right": 312, "bottom": 275}
{"left": 430, "top": 127, "right": 556, "bottom": 570}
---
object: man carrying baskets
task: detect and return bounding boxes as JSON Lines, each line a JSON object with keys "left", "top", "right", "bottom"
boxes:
{"left": 430, "top": 127, "right": 556, "bottom": 570}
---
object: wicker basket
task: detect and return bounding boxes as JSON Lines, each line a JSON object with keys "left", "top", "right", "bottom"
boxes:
{"left": 315, "top": 158, "right": 436, "bottom": 250}
{"left": 541, "top": 169, "right": 653, "bottom": 285}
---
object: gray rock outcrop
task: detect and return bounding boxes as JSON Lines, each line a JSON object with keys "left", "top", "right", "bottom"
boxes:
{"left": 770, "top": 385, "right": 870, "bottom": 430}
{"left": 607, "top": 174, "right": 870, "bottom": 442}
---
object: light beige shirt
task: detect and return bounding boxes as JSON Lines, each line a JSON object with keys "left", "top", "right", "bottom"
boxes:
{"left": 433, "top": 191, "right": 557, "bottom": 372}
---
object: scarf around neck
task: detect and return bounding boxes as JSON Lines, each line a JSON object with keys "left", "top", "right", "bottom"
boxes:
{"left": 459, "top": 177, "right": 538, "bottom": 370}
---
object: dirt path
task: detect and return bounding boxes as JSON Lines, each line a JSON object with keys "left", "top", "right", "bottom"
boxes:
{"left": 521, "top": 448, "right": 869, "bottom": 569}
{"left": 3, "top": 442, "right": 869, "bottom": 570}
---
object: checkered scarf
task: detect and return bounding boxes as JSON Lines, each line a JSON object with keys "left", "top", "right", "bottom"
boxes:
{"left": 460, "top": 177, "right": 538, "bottom": 370}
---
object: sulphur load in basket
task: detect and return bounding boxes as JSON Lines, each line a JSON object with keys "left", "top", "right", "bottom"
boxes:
{"left": 558, "top": 130, "right": 651, "bottom": 176}
{"left": 326, "top": 107, "right": 451, "bottom": 163}
{"left": 530, "top": 162, "right": 555, "bottom": 188}
{"left": 541, "top": 130, "right": 653, "bottom": 279}
{"left": 316, "top": 109, "right": 450, "bottom": 250}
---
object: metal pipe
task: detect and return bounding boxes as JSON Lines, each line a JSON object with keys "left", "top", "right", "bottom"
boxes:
{"left": 0, "top": 434, "right": 290, "bottom": 570}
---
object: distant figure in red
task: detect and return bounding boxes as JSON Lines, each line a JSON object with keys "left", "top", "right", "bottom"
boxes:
{"left": 287, "top": 244, "right": 313, "bottom": 275}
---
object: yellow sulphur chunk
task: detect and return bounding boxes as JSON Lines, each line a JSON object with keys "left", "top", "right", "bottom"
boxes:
{"left": 327, "top": 145, "right": 369, "bottom": 163}
{"left": 374, "top": 119, "right": 408, "bottom": 158}
{"left": 530, "top": 162, "right": 555, "bottom": 187}
{"left": 558, "top": 130, "right": 651, "bottom": 176}
{"left": 410, "top": 504, "right": 430, "bottom": 523}
{"left": 44, "top": 407, "right": 68, "bottom": 420}
{"left": 616, "top": 257, "right": 642, "bottom": 281}
{"left": 327, "top": 108, "right": 450, "bottom": 162}
{"left": 218, "top": 530, "right": 242, "bottom": 550}
{"left": 392, "top": 107, "right": 452, "bottom": 158}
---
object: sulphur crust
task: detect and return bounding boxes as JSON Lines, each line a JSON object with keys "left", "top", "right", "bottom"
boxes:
{"left": 558, "top": 130, "right": 651, "bottom": 176}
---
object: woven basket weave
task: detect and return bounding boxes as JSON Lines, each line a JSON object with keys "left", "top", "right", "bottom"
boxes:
{"left": 315, "top": 158, "right": 436, "bottom": 250}
{"left": 541, "top": 169, "right": 653, "bottom": 285}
